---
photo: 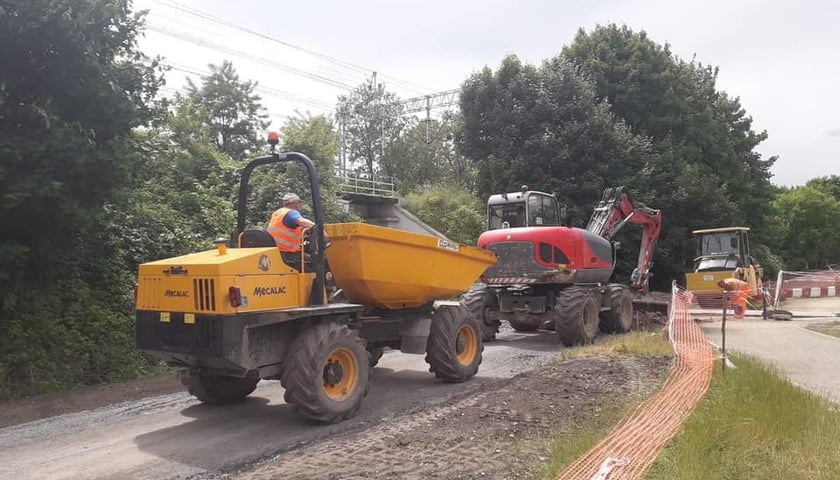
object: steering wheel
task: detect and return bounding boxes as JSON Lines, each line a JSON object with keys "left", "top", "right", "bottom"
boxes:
{"left": 301, "top": 227, "right": 331, "bottom": 255}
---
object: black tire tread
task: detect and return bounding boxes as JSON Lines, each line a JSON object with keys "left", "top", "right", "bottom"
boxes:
{"left": 425, "top": 305, "right": 484, "bottom": 383}
{"left": 599, "top": 284, "right": 634, "bottom": 334}
{"left": 508, "top": 316, "right": 540, "bottom": 332}
{"left": 183, "top": 374, "right": 259, "bottom": 405}
{"left": 555, "top": 286, "right": 600, "bottom": 346}
{"left": 460, "top": 284, "right": 499, "bottom": 342}
{"left": 280, "top": 322, "right": 370, "bottom": 424}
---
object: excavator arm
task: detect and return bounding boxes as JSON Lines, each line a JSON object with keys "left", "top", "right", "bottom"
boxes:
{"left": 586, "top": 187, "right": 662, "bottom": 292}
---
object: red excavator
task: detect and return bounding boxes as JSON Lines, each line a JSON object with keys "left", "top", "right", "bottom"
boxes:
{"left": 461, "top": 186, "right": 663, "bottom": 345}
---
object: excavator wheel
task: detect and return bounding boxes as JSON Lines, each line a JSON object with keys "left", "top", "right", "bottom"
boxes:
{"left": 181, "top": 372, "right": 259, "bottom": 405}
{"left": 460, "top": 284, "right": 500, "bottom": 342}
{"left": 599, "top": 284, "right": 634, "bottom": 334}
{"left": 425, "top": 305, "right": 484, "bottom": 383}
{"left": 281, "top": 322, "right": 371, "bottom": 424}
{"left": 554, "top": 286, "right": 600, "bottom": 346}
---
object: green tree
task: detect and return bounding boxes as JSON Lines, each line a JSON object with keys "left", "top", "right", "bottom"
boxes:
{"left": 337, "top": 78, "right": 407, "bottom": 176}
{"left": 562, "top": 24, "right": 777, "bottom": 286}
{"left": 386, "top": 112, "right": 475, "bottom": 194}
{"left": 806, "top": 175, "right": 840, "bottom": 202}
{"left": 0, "top": 0, "right": 164, "bottom": 397}
{"left": 770, "top": 185, "right": 840, "bottom": 270}
{"left": 458, "top": 54, "right": 652, "bottom": 227}
{"left": 185, "top": 60, "right": 269, "bottom": 161}
{"left": 404, "top": 185, "right": 485, "bottom": 245}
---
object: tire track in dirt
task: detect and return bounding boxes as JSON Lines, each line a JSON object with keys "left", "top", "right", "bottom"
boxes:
{"left": 232, "top": 356, "right": 670, "bottom": 480}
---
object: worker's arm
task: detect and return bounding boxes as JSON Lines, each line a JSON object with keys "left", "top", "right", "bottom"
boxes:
{"left": 297, "top": 217, "right": 315, "bottom": 229}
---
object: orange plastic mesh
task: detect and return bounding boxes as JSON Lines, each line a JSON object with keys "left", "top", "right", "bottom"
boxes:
{"left": 555, "top": 282, "right": 714, "bottom": 480}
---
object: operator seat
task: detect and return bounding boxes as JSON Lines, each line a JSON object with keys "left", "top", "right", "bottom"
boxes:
{"left": 238, "top": 227, "right": 276, "bottom": 248}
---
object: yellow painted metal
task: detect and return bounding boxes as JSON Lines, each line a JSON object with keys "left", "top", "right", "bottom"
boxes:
{"left": 323, "top": 347, "right": 358, "bottom": 400}
{"left": 136, "top": 247, "right": 312, "bottom": 314}
{"left": 324, "top": 223, "right": 497, "bottom": 310}
{"left": 456, "top": 324, "right": 478, "bottom": 366}
{"left": 685, "top": 270, "right": 734, "bottom": 293}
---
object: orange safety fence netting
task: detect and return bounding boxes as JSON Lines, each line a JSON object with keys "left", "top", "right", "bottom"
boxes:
{"left": 555, "top": 282, "right": 714, "bottom": 480}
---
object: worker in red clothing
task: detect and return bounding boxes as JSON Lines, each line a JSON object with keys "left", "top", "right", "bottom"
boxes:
{"left": 718, "top": 278, "right": 751, "bottom": 319}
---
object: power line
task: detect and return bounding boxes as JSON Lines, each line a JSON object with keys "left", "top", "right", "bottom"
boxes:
{"left": 148, "top": 0, "right": 435, "bottom": 95}
{"left": 146, "top": 22, "right": 356, "bottom": 90}
{"left": 164, "top": 62, "right": 335, "bottom": 110}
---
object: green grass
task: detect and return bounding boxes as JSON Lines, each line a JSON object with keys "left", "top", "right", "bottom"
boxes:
{"left": 807, "top": 321, "right": 840, "bottom": 339}
{"left": 529, "top": 334, "right": 840, "bottom": 480}
{"left": 646, "top": 354, "right": 840, "bottom": 480}
{"left": 528, "top": 332, "right": 674, "bottom": 479}
{"left": 557, "top": 330, "right": 675, "bottom": 361}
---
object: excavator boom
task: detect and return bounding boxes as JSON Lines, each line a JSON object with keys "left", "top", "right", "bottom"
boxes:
{"left": 586, "top": 187, "right": 662, "bottom": 292}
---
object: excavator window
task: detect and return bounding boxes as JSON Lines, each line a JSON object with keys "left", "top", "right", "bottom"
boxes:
{"left": 488, "top": 203, "right": 527, "bottom": 229}
{"left": 527, "top": 193, "right": 561, "bottom": 227}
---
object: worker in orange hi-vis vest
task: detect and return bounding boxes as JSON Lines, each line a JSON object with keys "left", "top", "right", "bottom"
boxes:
{"left": 268, "top": 193, "right": 329, "bottom": 271}
{"left": 717, "top": 277, "right": 751, "bottom": 319}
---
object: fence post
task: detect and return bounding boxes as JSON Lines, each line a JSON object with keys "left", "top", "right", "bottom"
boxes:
{"left": 721, "top": 289, "right": 727, "bottom": 374}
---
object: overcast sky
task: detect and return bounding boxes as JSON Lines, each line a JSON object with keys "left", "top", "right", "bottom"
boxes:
{"left": 134, "top": 0, "right": 839, "bottom": 187}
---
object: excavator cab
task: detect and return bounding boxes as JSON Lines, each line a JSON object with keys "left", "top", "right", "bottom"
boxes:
{"left": 486, "top": 186, "right": 564, "bottom": 230}
{"left": 685, "top": 227, "right": 764, "bottom": 308}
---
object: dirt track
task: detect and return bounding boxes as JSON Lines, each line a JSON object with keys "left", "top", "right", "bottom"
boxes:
{"left": 0, "top": 326, "right": 670, "bottom": 480}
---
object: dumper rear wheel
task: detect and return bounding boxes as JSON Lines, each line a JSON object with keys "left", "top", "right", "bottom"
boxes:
{"left": 599, "top": 285, "right": 634, "bottom": 334}
{"left": 460, "top": 284, "right": 500, "bottom": 342}
{"left": 555, "top": 287, "right": 600, "bottom": 346}
{"left": 281, "top": 322, "right": 371, "bottom": 424}
{"left": 367, "top": 347, "right": 384, "bottom": 367}
{"left": 181, "top": 372, "right": 259, "bottom": 405}
{"left": 425, "top": 305, "right": 483, "bottom": 383}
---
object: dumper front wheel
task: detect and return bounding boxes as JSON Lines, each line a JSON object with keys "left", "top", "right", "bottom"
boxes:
{"left": 425, "top": 305, "right": 483, "bottom": 383}
{"left": 281, "top": 322, "right": 371, "bottom": 424}
{"left": 181, "top": 372, "right": 259, "bottom": 405}
{"left": 460, "top": 284, "right": 500, "bottom": 342}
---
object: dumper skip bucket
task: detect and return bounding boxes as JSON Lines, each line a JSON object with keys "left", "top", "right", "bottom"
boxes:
{"left": 324, "top": 223, "right": 497, "bottom": 310}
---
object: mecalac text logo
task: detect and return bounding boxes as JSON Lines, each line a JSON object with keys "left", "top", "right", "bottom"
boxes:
{"left": 254, "top": 286, "right": 286, "bottom": 297}
{"left": 164, "top": 290, "right": 189, "bottom": 298}
{"left": 258, "top": 254, "right": 271, "bottom": 272}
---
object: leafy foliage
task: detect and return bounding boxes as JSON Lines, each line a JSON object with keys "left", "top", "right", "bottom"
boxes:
{"left": 562, "top": 24, "right": 777, "bottom": 286}
{"left": 404, "top": 185, "right": 485, "bottom": 245}
{"left": 0, "top": 0, "right": 164, "bottom": 397}
{"left": 386, "top": 112, "right": 476, "bottom": 194}
{"left": 768, "top": 185, "right": 840, "bottom": 270}
{"left": 458, "top": 54, "right": 652, "bottom": 228}
{"left": 185, "top": 60, "right": 269, "bottom": 161}
{"left": 336, "top": 78, "right": 407, "bottom": 176}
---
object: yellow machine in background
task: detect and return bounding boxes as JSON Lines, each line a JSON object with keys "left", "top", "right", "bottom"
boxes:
{"left": 135, "top": 143, "right": 496, "bottom": 424}
{"left": 684, "top": 227, "right": 765, "bottom": 308}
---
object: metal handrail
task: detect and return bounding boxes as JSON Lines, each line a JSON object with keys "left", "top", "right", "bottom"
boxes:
{"left": 335, "top": 168, "right": 397, "bottom": 197}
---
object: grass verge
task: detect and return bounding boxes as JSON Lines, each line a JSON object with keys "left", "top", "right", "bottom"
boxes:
{"left": 646, "top": 354, "right": 840, "bottom": 479}
{"left": 806, "top": 321, "right": 840, "bottom": 339}
{"left": 528, "top": 331, "right": 674, "bottom": 479}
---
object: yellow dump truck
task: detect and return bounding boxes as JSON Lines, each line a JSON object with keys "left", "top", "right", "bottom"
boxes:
{"left": 135, "top": 147, "right": 496, "bottom": 424}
